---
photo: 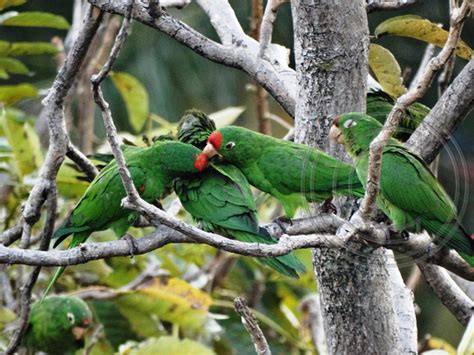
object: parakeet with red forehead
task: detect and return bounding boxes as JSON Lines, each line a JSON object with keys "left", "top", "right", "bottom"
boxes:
{"left": 44, "top": 140, "right": 209, "bottom": 295}
{"left": 24, "top": 296, "right": 93, "bottom": 354}
{"left": 202, "top": 126, "right": 365, "bottom": 217}
{"left": 329, "top": 112, "right": 474, "bottom": 266}
{"left": 175, "top": 110, "right": 306, "bottom": 277}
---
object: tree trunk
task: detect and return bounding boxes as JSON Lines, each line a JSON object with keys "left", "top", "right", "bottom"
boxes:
{"left": 291, "top": 1, "right": 416, "bottom": 354}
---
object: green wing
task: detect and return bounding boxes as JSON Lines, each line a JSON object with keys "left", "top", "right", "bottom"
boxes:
{"left": 379, "top": 145, "right": 473, "bottom": 255}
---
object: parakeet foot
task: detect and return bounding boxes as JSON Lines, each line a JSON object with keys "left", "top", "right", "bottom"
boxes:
{"left": 273, "top": 215, "right": 293, "bottom": 233}
{"left": 123, "top": 234, "right": 138, "bottom": 258}
{"left": 320, "top": 199, "right": 337, "bottom": 214}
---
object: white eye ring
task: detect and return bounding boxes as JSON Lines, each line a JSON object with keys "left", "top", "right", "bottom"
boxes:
{"left": 225, "top": 142, "right": 236, "bottom": 150}
{"left": 67, "top": 312, "right": 75, "bottom": 324}
{"left": 343, "top": 119, "right": 357, "bottom": 128}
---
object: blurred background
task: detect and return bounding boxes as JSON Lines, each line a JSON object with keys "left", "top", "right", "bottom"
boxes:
{"left": 1, "top": 0, "right": 473, "bottom": 352}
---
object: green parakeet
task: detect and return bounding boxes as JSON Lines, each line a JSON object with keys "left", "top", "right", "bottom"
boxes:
{"left": 202, "top": 126, "right": 365, "bottom": 217}
{"left": 174, "top": 110, "right": 305, "bottom": 278}
{"left": 45, "top": 141, "right": 209, "bottom": 295}
{"left": 366, "top": 90, "right": 430, "bottom": 141}
{"left": 329, "top": 112, "right": 474, "bottom": 265}
{"left": 24, "top": 296, "right": 93, "bottom": 354}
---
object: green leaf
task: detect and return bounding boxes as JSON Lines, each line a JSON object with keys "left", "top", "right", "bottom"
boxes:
{"left": 368, "top": 44, "right": 407, "bottom": 98}
{"left": 374, "top": 15, "right": 473, "bottom": 60}
{"left": 0, "top": 11, "right": 70, "bottom": 29}
{"left": 110, "top": 72, "right": 149, "bottom": 133}
{"left": 0, "top": 83, "right": 37, "bottom": 105}
{"left": 114, "top": 278, "right": 212, "bottom": 337}
{"left": 0, "top": 0, "right": 25, "bottom": 11}
{"left": 209, "top": 106, "right": 246, "bottom": 128}
{"left": 0, "top": 57, "right": 30, "bottom": 76}
{"left": 124, "top": 337, "right": 215, "bottom": 355}
{"left": 57, "top": 162, "right": 90, "bottom": 198}
{"left": 0, "top": 40, "right": 58, "bottom": 56}
{"left": 0, "top": 108, "right": 43, "bottom": 177}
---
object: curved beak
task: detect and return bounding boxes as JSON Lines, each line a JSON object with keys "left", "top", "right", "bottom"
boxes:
{"left": 72, "top": 326, "right": 87, "bottom": 340}
{"left": 203, "top": 143, "right": 219, "bottom": 158}
{"left": 329, "top": 125, "right": 344, "bottom": 144}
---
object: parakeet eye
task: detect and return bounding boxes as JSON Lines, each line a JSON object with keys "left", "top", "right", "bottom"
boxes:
{"left": 225, "top": 142, "right": 236, "bottom": 150}
{"left": 67, "top": 312, "right": 75, "bottom": 324}
{"left": 343, "top": 119, "right": 357, "bottom": 128}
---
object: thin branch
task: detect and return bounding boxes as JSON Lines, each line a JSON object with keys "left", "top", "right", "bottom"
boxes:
{"left": 300, "top": 294, "right": 328, "bottom": 355}
{"left": 418, "top": 262, "right": 473, "bottom": 325}
{"left": 360, "top": 0, "right": 471, "bottom": 217}
{"left": 234, "top": 297, "right": 272, "bottom": 355}
{"left": 5, "top": 187, "right": 57, "bottom": 354}
{"left": 408, "top": 44, "right": 435, "bottom": 91}
{"left": 0, "top": 265, "right": 15, "bottom": 309}
{"left": 67, "top": 142, "right": 99, "bottom": 180}
{"left": 0, "top": 224, "right": 23, "bottom": 246}
{"left": 259, "top": 0, "right": 287, "bottom": 59}
{"left": 87, "top": 0, "right": 296, "bottom": 116}
{"left": 366, "top": 0, "right": 418, "bottom": 13}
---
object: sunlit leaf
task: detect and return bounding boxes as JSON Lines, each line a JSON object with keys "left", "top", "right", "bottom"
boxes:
{"left": 421, "top": 336, "right": 456, "bottom": 354}
{"left": 368, "top": 44, "right": 407, "bottom": 98}
{"left": 374, "top": 15, "right": 473, "bottom": 60}
{"left": 0, "top": 83, "right": 37, "bottom": 105}
{"left": 0, "top": 40, "right": 58, "bottom": 56}
{"left": 0, "top": 57, "right": 30, "bottom": 76}
{"left": 0, "top": 11, "right": 69, "bottom": 29}
{"left": 114, "top": 277, "right": 212, "bottom": 337}
{"left": 209, "top": 106, "right": 246, "bottom": 128}
{"left": 0, "top": 306, "right": 16, "bottom": 323}
{"left": 0, "top": 0, "right": 25, "bottom": 11}
{"left": 123, "top": 337, "right": 215, "bottom": 355}
{"left": 0, "top": 108, "right": 43, "bottom": 177}
{"left": 110, "top": 72, "right": 149, "bottom": 133}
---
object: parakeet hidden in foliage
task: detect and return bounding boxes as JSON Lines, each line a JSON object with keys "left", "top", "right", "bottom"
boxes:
{"left": 366, "top": 90, "right": 430, "bottom": 141}
{"left": 174, "top": 110, "right": 306, "bottom": 278}
{"left": 24, "top": 296, "right": 93, "bottom": 354}
{"left": 45, "top": 140, "right": 209, "bottom": 295}
{"left": 329, "top": 112, "right": 474, "bottom": 266}
{"left": 202, "top": 126, "right": 365, "bottom": 218}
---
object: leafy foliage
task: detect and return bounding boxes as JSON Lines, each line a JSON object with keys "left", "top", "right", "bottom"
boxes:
{"left": 368, "top": 44, "right": 406, "bottom": 98}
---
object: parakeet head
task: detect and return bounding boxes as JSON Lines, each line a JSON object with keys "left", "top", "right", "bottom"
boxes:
{"left": 153, "top": 141, "right": 209, "bottom": 173}
{"left": 203, "top": 126, "right": 261, "bottom": 165}
{"left": 177, "top": 109, "right": 216, "bottom": 149}
{"left": 329, "top": 112, "right": 383, "bottom": 157}
{"left": 27, "top": 296, "right": 93, "bottom": 352}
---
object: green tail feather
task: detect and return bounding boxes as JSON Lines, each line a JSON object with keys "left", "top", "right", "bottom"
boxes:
{"left": 233, "top": 230, "right": 306, "bottom": 278}
{"left": 42, "top": 232, "right": 89, "bottom": 300}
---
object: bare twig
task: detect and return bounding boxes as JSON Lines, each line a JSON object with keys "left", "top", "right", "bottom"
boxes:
{"left": 0, "top": 224, "right": 23, "bottom": 246}
{"left": 6, "top": 187, "right": 58, "bottom": 354}
{"left": 408, "top": 44, "right": 435, "bottom": 91}
{"left": 300, "top": 294, "right": 328, "bottom": 355}
{"left": 259, "top": 0, "right": 287, "bottom": 59}
{"left": 83, "top": 324, "right": 104, "bottom": 355}
{"left": 418, "top": 262, "right": 473, "bottom": 325}
{"left": 67, "top": 142, "right": 99, "bottom": 181}
{"left": 366, "top": 0, "right": 418, "bottom": 13}
{"left": 360, "top": 0, "right": 471, "bottom": 218}
{"left": 234, "top": 297, "right": 271, "bottom": 355}
{"left": 0, "top": 265, "right": 15, "bottom": 309}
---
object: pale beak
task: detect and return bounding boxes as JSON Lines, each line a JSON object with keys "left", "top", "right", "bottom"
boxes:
{"left": 203, "top": 143, "right": 218, "bottom": 158}
{"left": 72, "top": 326, "right": 87, "bottom": 340}
{"left": 329, "top": 125, "right": 344, "bottom": 144}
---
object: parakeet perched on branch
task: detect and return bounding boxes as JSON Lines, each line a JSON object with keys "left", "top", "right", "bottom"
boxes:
{"left": 174, "top": 110, "right": 305, "bottom": 278}
{"left": 45, "top": 141, "right": 208, "bottom": 295}
{"left": 24, "top": 296, "right": 93, "bottom": 354}
{"left": 329, "top": 112, "right": 474, "bottom": 266}
{"left": 202, "top": 126, "right": 365, "bottom": 217}
{"left": 366, "top": 90, "right": 430, "bottom": 141}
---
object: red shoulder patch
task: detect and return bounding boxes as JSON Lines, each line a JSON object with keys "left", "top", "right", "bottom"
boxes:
{"left": 194, "top": 153, "right": 209, "bottom": 172}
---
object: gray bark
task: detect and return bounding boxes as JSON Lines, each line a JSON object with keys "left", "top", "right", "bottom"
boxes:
{"left": 291, "top": 1, "right": 414, "bottom": 354}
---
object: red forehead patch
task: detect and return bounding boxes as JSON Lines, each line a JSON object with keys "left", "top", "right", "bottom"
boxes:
{"left": 208, "top": 131, "right": 223, "bottom": 151}
{"left": 194, "top": 153, "right": 209, "bottom": 172}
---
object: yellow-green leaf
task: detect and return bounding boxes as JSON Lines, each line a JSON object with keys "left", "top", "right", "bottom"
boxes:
{"left": 114, "top": 277, "right": 212, "bottom": 337}
{"left": 0, "top": 40, "right": 58, "bottom": 56}
{"left": 0, "top": 11, "right": 70, "bottom": 29}
{"left": 368, "top": 44, "right": 407, "bottom": 98}
{"left": 374, "top": 15, "right": 473, "bottom": 60}
{"left": 110, "top": 72, "right": 149, "bottom": 133}
{"left": 0, "top": 83, "right": 37, "bottom": 105}
{"left": 57, "top": 162, "right": 90, "bottom": 198}
{"left": 0, "top": 0, "right": 25, "bottom": 11}
{"left": 124, "top": 337, "right": 215, "bottom": 355}
{"left": 0, "top": 108, "right": 43, "bottom": 177}
{"left": 209, "top": 106, "right": 246, "bottom": 128}
{"left": 0, "top": 57, "right": 29, "bottom": 76}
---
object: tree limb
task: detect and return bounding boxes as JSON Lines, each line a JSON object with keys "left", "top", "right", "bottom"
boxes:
{"left": 366, "top": 0, "right": 418, "bottom": 13}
